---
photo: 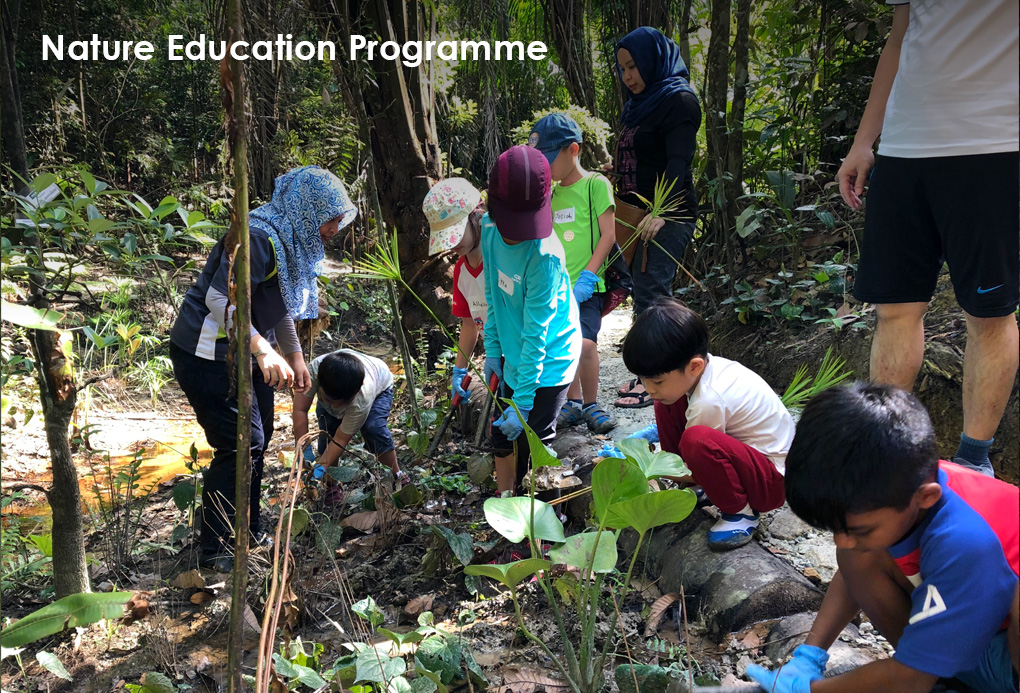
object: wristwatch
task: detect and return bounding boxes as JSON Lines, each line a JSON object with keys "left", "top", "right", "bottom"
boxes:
{"left": 252, "top": 347, "right": 268, "bottom": 359}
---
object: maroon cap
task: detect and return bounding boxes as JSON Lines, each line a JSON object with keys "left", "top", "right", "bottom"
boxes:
{"left": 488, "top": 145, "right": 553, "bottom": 242}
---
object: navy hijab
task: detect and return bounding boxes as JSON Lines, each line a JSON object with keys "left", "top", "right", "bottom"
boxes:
{"left": 617, "top": 27, "right": 697, "bottom": 127}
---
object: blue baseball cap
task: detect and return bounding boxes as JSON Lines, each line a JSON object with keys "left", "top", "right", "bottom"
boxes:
{"left": 528, "top": 113, "right": 583, "bottom": 164}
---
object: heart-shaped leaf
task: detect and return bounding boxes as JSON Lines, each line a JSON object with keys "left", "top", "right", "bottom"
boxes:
{"left": 433, "top": 526, "right": 474, "bottom": 567}
{"left": 483, "top": 497, "right": 565, "bottom": 544}
{"left": 355, "top": 648, "right": 407, "bottom": 684}
{"left": 592, "top": 458, "right": 647, "bottom": 523}
{"left": 351, "top": 596, "right": 386, "bottom": 627}
{"left": 464, "top": 558, "right": 551, "bottom": 594}
{"left": 604, "top": 488, "right": 697, "bottom": 534}
{"left": 548, "top": 530, "right": 618, "bottom": 573}
{"left": 619, "top": 438, "right": 690, "bottom": 480}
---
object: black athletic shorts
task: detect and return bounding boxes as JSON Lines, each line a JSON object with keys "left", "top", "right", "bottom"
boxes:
{"left": 578, "top": 292, "right": 604, "bottom": 343}
{"left": 853, "top": 151, "right": 1019, "bottom": 318}
{"left": 491, "top": 381, "right": 569, "bottom": 488}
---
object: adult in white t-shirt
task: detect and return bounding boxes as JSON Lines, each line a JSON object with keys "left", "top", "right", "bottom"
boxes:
{"left": 838, "top": 0, "right": 1019, "bottom": 476}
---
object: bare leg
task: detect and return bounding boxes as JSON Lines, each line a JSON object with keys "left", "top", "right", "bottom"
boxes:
{"left": 836, "top": 547, "right": 914, "bottom": 646}
{"left": 495, "top": 453, "right": 516, "bottom": 494}
{"left": 870, "top": 302, "right": 928, "bottom": 390}
{"left": 378, "top": 449, "right": 400, "bottom": 476}
{"left": 962, "top": 312, "right": 1019, "bottom": 441}
{"left": 578, "top": 339, "right": 600, "bottom": 404}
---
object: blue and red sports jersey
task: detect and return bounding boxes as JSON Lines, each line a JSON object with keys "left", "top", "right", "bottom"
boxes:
{"left": 889, "top": 461, "right": 1019, "bottom": 678}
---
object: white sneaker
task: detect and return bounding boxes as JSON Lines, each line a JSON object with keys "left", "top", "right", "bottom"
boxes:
{"left": 707, "top": 511, "right": 760, "bottom": 550}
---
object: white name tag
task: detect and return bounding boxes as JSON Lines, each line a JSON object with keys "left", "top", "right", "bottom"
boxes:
{"left": 497, "top": 269, "right": 515, "bottom": 296}
{"left": 553, "top": 207, "right": 576, "bottom": 224}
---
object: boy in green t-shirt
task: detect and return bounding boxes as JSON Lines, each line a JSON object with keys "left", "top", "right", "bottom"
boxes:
{"left": 529, "top": 113, "right": 618, "bottom": 433}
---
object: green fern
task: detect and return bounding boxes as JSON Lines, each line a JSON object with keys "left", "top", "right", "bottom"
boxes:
{"left": 781, "top": 347, "right": 853, "bottom": 412}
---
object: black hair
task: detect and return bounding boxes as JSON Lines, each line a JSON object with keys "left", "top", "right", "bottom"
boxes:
{"left": 621, "top": 297, "right": 709, "bottom": 377}
{"left": 317, "top": 351, "right": 365, "bottom": 402}
{"left": 785, "top": 382, "right": 939, "bottom": 533}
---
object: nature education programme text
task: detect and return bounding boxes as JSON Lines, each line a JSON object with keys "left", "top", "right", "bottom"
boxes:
{"left": 41, "top": 34, "right": 550, "bottom": 66}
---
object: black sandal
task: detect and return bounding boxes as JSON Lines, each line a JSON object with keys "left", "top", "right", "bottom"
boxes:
{"left": 617, "top": 377, "right": 641, "bottom": 397}
{"left": 613, "top": 389, "right": 654, "bottom": 409}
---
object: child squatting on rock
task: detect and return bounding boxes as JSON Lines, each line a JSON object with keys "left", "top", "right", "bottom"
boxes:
{"left": 481, "top": 144, "right": 582, "bottom": 495}
{"left": 620, "top": 297, "right": 795, "bottom": 549}
{"left": 422, "top": 178, "right": 487, "bottom": 404}
{"left": 292, "top": 348, "right": 407, "bottom": 503}
{"left": 746, "top": 383, "right": 1019, "bottom": 693}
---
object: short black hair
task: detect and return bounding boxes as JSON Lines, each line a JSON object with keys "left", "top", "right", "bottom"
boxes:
{"left": 317, "top": 351, "right": 365, "bottom": 402}
{"left": 785, "top": 382, "right": 939, "bottom": 533}
{"left": 622, "top": 298, "right": 709, "bottom": 377}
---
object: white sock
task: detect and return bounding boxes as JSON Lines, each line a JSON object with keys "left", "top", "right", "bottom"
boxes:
{"left": 737, "top": 503, "right": 753, "bottom": 516}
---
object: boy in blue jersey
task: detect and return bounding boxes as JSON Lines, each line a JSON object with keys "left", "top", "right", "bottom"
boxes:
{"left": 482, "top": 145, "right": 582, "bottom": 494}
{"left": 747, "top": 383, "right": 1018, "bottom": 693}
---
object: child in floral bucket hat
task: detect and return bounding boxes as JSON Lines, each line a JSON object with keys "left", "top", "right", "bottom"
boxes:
{"left": 424, "top": 178, "right": 486, "bottom": 402}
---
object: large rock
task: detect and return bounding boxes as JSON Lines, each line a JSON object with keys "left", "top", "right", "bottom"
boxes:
{"left": 798, "top": 539, "right": 839, "bottom": 582}
{"left": 550, "top": 430, "right": 595, "bottom": 468}
{"left": 764, "top": 612, "right": 884, "bottom": 670}
{"left": 766, "top": 508, "right": 813, "bottom": 540}
{"left": 620, "top": 510, "right": 823, "bottom": 636}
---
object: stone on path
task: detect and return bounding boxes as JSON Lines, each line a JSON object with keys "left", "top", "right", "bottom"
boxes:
{"left": 764, "top": 612, "right": 885, "bottom": 669}
{"left": 766, "top": 508, "right": 813, "bottom": 540}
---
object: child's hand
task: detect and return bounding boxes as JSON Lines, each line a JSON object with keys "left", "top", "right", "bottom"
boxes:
{"left": 573, "top": 270, "right": 599, "bottom": 303}
{"left": 451, "top": 366, "right": 471, "bottom": 401}
{"left": 745, "top": 644, "right": 829, "bottom": 693}
{"left": 288, "top": 353, "right": 312, "bottom": 394}
{"left": 494, "top": 406, "right": 530, "bottom": 441}
{"left": 836, "top": 144, "right": 874, "bottom": 210}
{"left": 626, "top": 423, "right": 659, "bottom": 444}
{"left": 483, "top": 356, "right": 503, "bottom": 388}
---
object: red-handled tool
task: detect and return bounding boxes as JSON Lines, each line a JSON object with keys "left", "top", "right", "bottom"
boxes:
{"left": 426, "top": 373, "right": 473, "bottom": 458}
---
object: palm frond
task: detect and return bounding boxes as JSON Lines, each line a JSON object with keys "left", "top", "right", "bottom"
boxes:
{"left": 781, "top": 347, "right": 853, "bottom": 411}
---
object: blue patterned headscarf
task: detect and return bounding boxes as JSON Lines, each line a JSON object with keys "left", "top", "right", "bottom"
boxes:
{"left": 617, "top": 27, "right": 698, "bottom": 128}
{"left": 249, "top": 166, "right": 357, "bottom": 320}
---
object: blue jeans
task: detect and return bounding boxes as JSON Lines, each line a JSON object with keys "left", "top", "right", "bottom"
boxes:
{"left": 170, "top": 342, "right": 275, "bottom": 554}
{"left": 316, "top": 387, "right": 395, "bottom": 456}
{"left": 955, "top": 631, "right": 1018, "bottom": 693}
{"left": 631, "top": 220, "right": 695, "bottom": 316}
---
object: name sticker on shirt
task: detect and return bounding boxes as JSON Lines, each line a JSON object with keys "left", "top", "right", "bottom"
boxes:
{"left": 497, "top": 269, "right": 515, "bottom": 296}
{"left": 553, "top": 207, "right": 576, "bottom": 224}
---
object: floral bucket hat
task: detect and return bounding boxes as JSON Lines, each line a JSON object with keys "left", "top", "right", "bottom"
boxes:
{"left": 424, "top": 178, "right": 482, "bottom": 256}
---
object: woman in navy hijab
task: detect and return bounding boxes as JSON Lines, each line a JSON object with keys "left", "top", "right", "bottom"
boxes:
{"left": 613, "top": 26, "right": 702, "bottom": 408}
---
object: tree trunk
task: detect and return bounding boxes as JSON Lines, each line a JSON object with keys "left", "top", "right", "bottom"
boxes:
{"left": 677, "top": 0, "right": 694, "bottom": 67}
{"left": 1, "top": 0, "right": 29, "bottom": 190}
{"left": 725, "top": 0, "right": 751, "bottom": 223}
{"left": 544, "top": 0, "right": 599, "bottom": 116}
{"left": 315, "top": 0, "right": 445, "bottom": 336}
{"left": 628, "top": 0, "right": 673, "bottom": 38}
{"left": 704, "top": 0, "right": 731, "bottom": 235}
{"left": 28, "top": 325, "right": 89, "bottom": 598}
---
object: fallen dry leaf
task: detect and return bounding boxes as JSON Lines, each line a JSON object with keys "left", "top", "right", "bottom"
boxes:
{"left": 802, "top": 567, "right": 822, "bottom": 584}
{"left": 341, "top": 510, "right": 379, "bottom": 532}
{"left": 498, "top": 666, "right": 570, "bottom": 693}
{"left": 740, "top": 631, "right": 761, "bottom": 650}
{"left": 190, "top": 591, "right": 212, "bottom": 605}
{"left": 644, "top": 593, "right": 679, "bottom": 637}
{"left": 174, "top": 569, "right": 206, "bottom": 590}
{"left": 243, "top": 604, "right": 262, "bottom": 634}
{"left": 125, "top": 592, "right": 151, "bottom": 622}
{"left": 404, "top": 594, "right": 435, "bottom": 617}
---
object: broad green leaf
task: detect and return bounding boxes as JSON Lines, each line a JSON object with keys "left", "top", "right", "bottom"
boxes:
{"left": 355, "top": 648, "right": 406, "bottom": 683}
{"left": 619, "top": 438, "right": 690, "bottom": 480}
{"left": 88, "top": 217, "right": 115, "bottom": 234}
{"left": 604, "top": 488, "right": 697, "bottom": 535}
{"left": 433, "top": 526, "right": 473, "bottom": 567}
{"left": 289, "top": 507, "right": 311, "bottom": 537}
{"left": 591, "top": 457, "right": 647, "bottom": 523}
{"left": 463, "top": 558, "right": 550, "bottom": 594}
{"left": 79, "top": 171, "right": 96, "bottom": 196}
{"left": 32, "top": 173, "right": 58, "bottom": 194}
{"left": 351, "top": 596, "right": 386, "bottom": 627}
{"left": 273, "top": 652, "right": 297, "bottom": 678}
{"left": 328, "top": 464, "right": 360, "bottom": 483}
{"left": 315, "top": 519, "right": 344, "bottom": 553}
{"left": 136, "top": 672, "right": 175, "bottom": 693}
{"left": 378, "top": 628, "right": 424, "bottom": 647}
{"left": 415, "top": 666, "right": 450, "bottom": 693}
{"left": 0, "top": 300, "right": 63, "bottom": 330}
{"left": 0, "top": 592, "right": 132, "bottom": 647}
{"left": 482, "top": 497, "right": 565, "bottom": 544}
{"left": 387, "top": 675, "right": 413, "bottom": 693}
{"left": 28, "top": 534, "right": 53, "bottom": 557}
{"left": 411, "top": 674, "right": 438, "bottom": 693}
{"left": 548, "top": 530, "right": 618, "bottom": 573}
{"left": 415, "top": 637, "right": 462, "bottom": 685}
{"left": 36, "top": 650, "right": 71, "bottom": 681}
{"left": 293, "top": 663, "right": 327, "bottom": 689}
{"left": 172, "top": 480, "right": 196, "bottom": 512}
{"left": 513, "top": 401, "right": 559, "bottom": 470}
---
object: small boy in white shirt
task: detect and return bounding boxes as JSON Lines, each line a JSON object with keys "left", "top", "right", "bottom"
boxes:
{"left": 293, "top": 349, "right": 406, "bottom": 499}
{"left": 621, "top": 298, "right": 794, "bottom": 549}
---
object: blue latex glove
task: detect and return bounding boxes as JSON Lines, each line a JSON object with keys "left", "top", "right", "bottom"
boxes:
{"left": 303, "top": 447, "right": 317, "bottom": 464}
{"left": 494, "top": 406, "right": 531, "bottom": 442}
{"left": 483, "top": 356, "right": 503, "bottom": 388}
{"left": 451, "top": 366, "right": 470, "bottom": 401}
{"left": 599, "top": 443, "right": 625, "bottom": 459}
{"left": 572, "top": 270, "right": 599, "bottom": 303}
{"left": 745, "top": 645, "right": 829, "bottom": 693}
{"left": 626, "top": 423, "right": 660, "bottom": 444}
{"left": 312, "top": 465, "right": 326, "bottom": 480}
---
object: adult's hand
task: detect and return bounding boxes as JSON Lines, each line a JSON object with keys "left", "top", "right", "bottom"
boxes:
{"left": 288, "top": 353, "right": 311, "bottom": 394}
{"left": 637, "top": 215, "right": 665, "bottom": 242}
{"left": 836, "top": 144, "right": 875, "bottom": 210}
{"left": 257, "top": 349, "right": 295, "bottom": 389}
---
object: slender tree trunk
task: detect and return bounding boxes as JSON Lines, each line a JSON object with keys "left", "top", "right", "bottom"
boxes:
{"left": 544, "top": 0, "right": 598, "bottom": 116}
{"left": 28, "top": 325, "right": 89, "bottom": 598}
{"left": 726, "top": 0, "right": 751, "bottom": 223}
{"left": 704, "top": 0, "right": 733, "bottom": 277}
{"left": 223, "top": 2, "right": 253, "bottom": 686}
{"left": 1, "top": 0, "right": 29, "bottom": 190}
{"left": 677, "top": 0, "right": 693, "bottom": 72}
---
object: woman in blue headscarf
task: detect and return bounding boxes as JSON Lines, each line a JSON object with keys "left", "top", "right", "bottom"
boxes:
{"left": 169, "top": 166, "right": 357, "bottom": 571}
{"left": 613, "top": 26, "right": 702, "bottom": 409}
